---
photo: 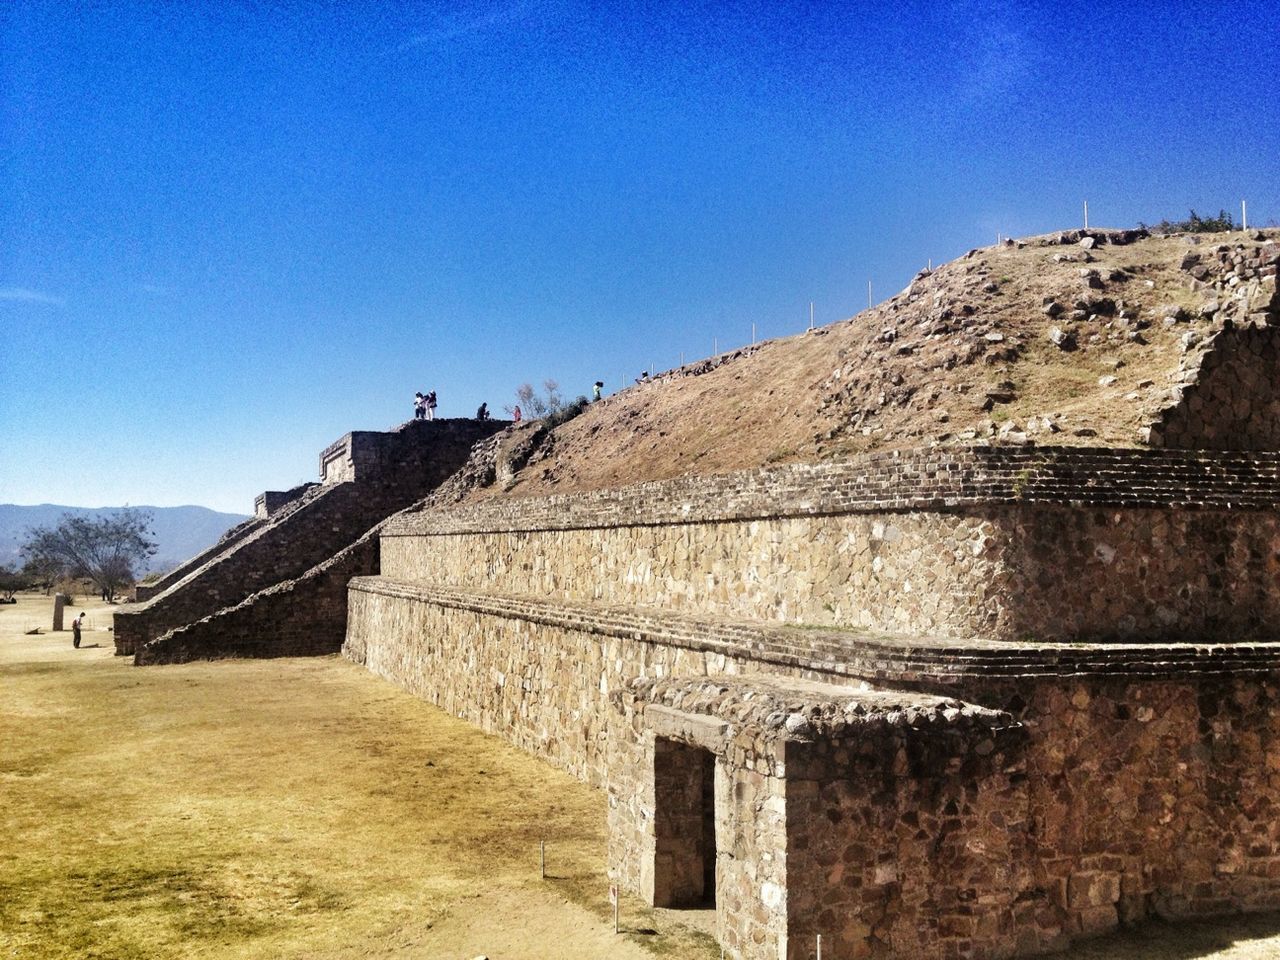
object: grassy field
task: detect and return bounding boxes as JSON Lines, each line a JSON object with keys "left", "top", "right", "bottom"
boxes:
{"left": 0, "top": 594, "right": 717, "bottom": 960}
{"left": 3, "top": 593, "right": 1280, "bottom": 959}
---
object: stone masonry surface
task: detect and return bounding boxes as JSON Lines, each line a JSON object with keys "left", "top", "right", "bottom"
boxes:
{"left": 387, "top": 445, "right": 1280, "bottom": 537}
{"left": 350, "top": 579, "right": 1280, "bottom": 683}
{"left": 116, "top": 418, "right": 505, "bottom": 657}
{"left": 134, "top": 515, "right": 263, "bottom": 602}
{"left": 137, "top": 530, "right": 381, "bottom": 664}
{"left": 381, "top": 501, "right": 1280, "bottom": 644}
{"left": 1148, "top": 325, "right": 1280, "bottom": 450}
{"left": 345, "top": 577, "right": 1280, "bottom": 959}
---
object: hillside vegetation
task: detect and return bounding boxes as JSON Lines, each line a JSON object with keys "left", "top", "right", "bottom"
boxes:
{"left": 473, "top": 228, "right": 1278, "bottom": 501}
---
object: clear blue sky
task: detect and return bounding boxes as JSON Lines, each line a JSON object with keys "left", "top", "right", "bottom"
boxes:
{"left": 2, "top": 0, "right": 1276, "bottom": 513}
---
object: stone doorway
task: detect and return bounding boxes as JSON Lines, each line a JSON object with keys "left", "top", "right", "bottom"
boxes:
{"left": 652, "top": 737, "right": 717, "bottom": 909}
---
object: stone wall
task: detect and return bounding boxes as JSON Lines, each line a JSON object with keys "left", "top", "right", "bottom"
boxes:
{"left": 344, "top": 577, "right": 1280, "bottom": 959}
{"left": 116, "top": 418, "right": 505, "bottom": 656}
{"left": 134, "top": 516, "right": 263, "bottom": 602}
{"left": 254, "top": 482, "right": 317, "bottom": 519}
{"left": 382, "top": 503, "right": 1280, "bottom": 646}
{"left": 136, "top": 529, "right": 380, "bottom": 664}
{"left": 346, "top": 441, "right": 1280, "bottom": 957}
{"left": 319, "top": 421, "right": 509, "bottom": 484}
{"left": 1148, "top": 325, "right": 1280, "bottom": 451}
{"left": 387, "top": 446, "right": 1280, "bottom": 536}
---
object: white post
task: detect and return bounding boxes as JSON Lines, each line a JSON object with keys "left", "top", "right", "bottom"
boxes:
{"left": 1242, "top": 199, "right": 1248, "bottom": 231}
{"left": 1084, "top": 199, "right": 1089, "bottom": 230}
{"left": 867, "top": 279, "right": 873, "bottom": 310}
{"left": 680, "top": 350, "right": 685, "bottom": 367}
{"left": 928, "top": 258, "right": 932, "bottom": 271}
{"left": 809, "top": 301, "right": 814, "bottom": 331}
{"left": 713, "top": 336, "right": 717, "bottom": 355}
{"left": 752, "top": 322, "right": 756, "bottom": 345}
{"left": 816, "top": 933, "right": 822, "bottom": 960}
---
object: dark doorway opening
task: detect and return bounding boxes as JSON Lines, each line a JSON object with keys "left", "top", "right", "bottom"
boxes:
{"left": 653, "top": 738, "right": 717, "bottom": 909}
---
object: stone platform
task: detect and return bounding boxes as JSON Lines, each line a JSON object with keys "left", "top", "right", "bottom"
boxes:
{"left": 347, "top": 442, "right": 1280, "bottom": 959}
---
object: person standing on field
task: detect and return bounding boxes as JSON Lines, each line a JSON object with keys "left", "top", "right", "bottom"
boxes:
{"left": 413, "top": 392, "right": 426, "bottom": 420}
{"left": 426, "top": 391, "right": 437, "bottom": 420}
{"left": 72, "top": 612, "right": 84, "bottom": 649}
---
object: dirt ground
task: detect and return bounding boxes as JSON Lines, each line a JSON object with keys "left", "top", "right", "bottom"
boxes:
{"left": 0, "top": 594, "right": 716, "bottom": 960}
{"left": 3, "top": 593, "right": 1280, "bottom": 959}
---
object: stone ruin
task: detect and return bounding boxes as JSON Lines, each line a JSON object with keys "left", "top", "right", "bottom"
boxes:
{"left": 129, "top": 285, "right": 1280, "bottom": 959}
{"left": 114, "top": 418, "right": 506, "bottom": 661}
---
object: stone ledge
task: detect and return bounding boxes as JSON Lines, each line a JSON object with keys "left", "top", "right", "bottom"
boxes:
{"left": 384, "top": 445, "right": 1280, "bottom": 537}
{"left": 348, "top": 577, "right": 1280, "bottom": 681}
{"left": 628, "top": 675, "right": 1013, "bottom": 743}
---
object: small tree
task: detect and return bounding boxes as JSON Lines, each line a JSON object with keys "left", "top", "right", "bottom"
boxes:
{"left": 20, "top": 508, "right": 157, "bottom": 602}
{"left": 505, "top": 379, "right": 566, "bottom": 419}
{"left": 20, "top": 556, "right": 60, "bottom": 594}
{"left": 0, "top": 565, "right": 29, "bottom": 601}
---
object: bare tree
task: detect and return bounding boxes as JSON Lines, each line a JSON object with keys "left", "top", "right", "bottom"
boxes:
{"left": 505, "top": 379, "right": 565, "bottom": 419}
{"left": 20, "top": 508, "right": 157, "bottom": 602}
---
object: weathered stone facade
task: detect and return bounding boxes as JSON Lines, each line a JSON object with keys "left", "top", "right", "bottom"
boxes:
{"left": 117, "top": 418, "right": 505, "bottom": 659}
{"left": 345, "top": 442, "right": 1280, "bottom": 959}
{"left": 254, "top": 482, "right": 317, "bottom": 520}
{"left": 381, "top": 447, "right": 1280, "bottom": 644}
{"left": 1148, "top": 325, "right": 1280, "bottom": 450}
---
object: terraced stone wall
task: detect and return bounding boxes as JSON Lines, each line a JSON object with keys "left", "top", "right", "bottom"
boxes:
{"left": 345, "top": 577, "right": 779, "bottom": 785}
{"left": 381, "top": 447, "right": 1280, "bottom": 644}
{"left": 343, "top": 577, "right": 1280, "bottom": 960}
{"left": 116, "top": 418, "right": 505, "bottom": 656}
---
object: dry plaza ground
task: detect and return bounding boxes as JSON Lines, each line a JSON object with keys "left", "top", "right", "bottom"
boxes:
{"left": 2, "top": 594, "right": 1280, "bottom": 959}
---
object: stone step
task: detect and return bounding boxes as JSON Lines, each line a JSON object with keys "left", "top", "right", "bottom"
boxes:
{"left": 351, "top": 577, "right": 1280, "bottom": 683}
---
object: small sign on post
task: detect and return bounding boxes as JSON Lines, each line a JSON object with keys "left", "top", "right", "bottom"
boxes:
{"left": 610, "top": 884, "right": 619, "bottom": 934}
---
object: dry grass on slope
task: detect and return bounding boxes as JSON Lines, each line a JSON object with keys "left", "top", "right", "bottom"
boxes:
{"left": 484, "top": 228, "right": 1276, "bottom": 500}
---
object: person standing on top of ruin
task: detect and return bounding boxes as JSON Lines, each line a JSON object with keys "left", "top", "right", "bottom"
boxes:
{"left": 426, "top": 391, "right": 437, "bottom": 420}
{"left": 413, "top": 392, "right": 426, "bottom": 420}
{"left": 593, "top": 381, "right": 603, "bottom": 401}
{"left": 476, "top": 402, "right": 489, "bottom": 421}
{"left": 72, "top": 612, "right": 84, "bottom": 649}
{"left": 513, "top": 405, "right": 522, "bottom": 423}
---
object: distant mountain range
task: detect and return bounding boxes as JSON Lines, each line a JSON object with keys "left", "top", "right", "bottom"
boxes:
{"left": 0, "top": 504, "right": 250, "bottom": 574}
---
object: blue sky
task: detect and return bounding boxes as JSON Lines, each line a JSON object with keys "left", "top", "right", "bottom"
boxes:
{"left": 2, "top": 0, "right": 1277, "bottom": 513}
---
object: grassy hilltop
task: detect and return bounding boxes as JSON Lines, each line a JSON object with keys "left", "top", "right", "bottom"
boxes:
{"left": 474, "top": 228, "right": 1277, "bottom": 501}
